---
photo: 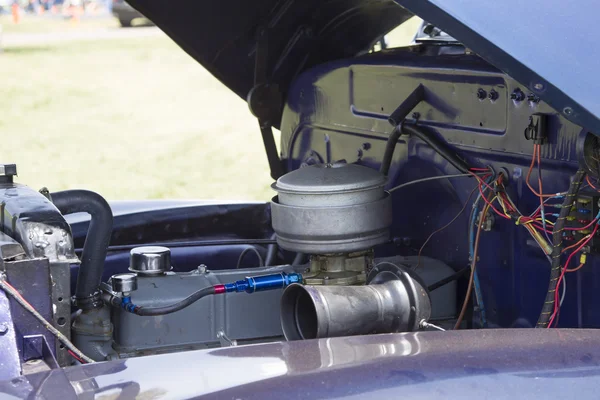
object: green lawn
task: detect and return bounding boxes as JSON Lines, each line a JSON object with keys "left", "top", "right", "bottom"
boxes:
{"left": 0, "top": 14, "right": 119, "bottom": 33}
{"left": 0, "top": 18, "right": 275, "bottom": 201}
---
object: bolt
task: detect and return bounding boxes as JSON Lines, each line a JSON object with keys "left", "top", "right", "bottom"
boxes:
{"left": 510, "top": 89, "right": 525, "bottom": 102}
{"left": 0, "top": 323, "right": 8, "bottom": 335}
{"left": 362, "top": 143, "right": 371, "bottom": 151}
{"left": 563, "top": 107, "right": 574, "bottom": 116}
{"left": 488, "top": 89, "right": 498, "bottom": 101}
{"left": 512, "top": 167, "right": 523, "bottom": 180}
{"left": 533, "top": 82, "right": 545, "bottom": 91}
{"left": 197, "top": 264, "right": 208, "bottom": 274}
{"left": 527, "top": 93, "right": 540, "bottom": 103}
{"left": 476, "top": 88, "right": 487, "bottom": 100}
{"left": 411, "top": 112, "right": 420, "bottom": 120}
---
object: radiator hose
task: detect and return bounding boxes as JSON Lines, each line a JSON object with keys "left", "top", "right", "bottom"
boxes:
{"left": 52, "top": 190, "right": 113, "bottom": 309}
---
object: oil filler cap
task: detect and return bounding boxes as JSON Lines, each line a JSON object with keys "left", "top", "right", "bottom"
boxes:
{"left": 129, "top": 246, "right": 172, "bottom": 276}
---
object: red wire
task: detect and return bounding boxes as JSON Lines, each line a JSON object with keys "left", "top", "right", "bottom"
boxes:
{"left": 4, "top": 281, "right": 87, "bottom": 364}
{"left": 526, "top": 145, "right": 555, "bottom": 198}
{"left": 548, "top": 224, "right": 599, "bottom": 327}
{"left": 476, "top": 178, "right": 510, "bottom": 219}
{"left": 469, "top": 168, "right": 490, "bottom": 171}
{"left": 3, "top": 281, "right": 34, "bottom": 308}
{"left": 68, "top": 350, "right": 85, "bottom": 364}
{"left": 536, "top": 147, "right": 548, "bottom": 229}
{"left": 567, "top": 219, "right": 598, "bottom": 231}
{"left": 586, "top": 175, "right": 599, "bottom": 191}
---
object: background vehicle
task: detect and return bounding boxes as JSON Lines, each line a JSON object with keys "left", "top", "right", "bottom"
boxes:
{"left": 0, "top": 0, "right": 598, "bottom": 398}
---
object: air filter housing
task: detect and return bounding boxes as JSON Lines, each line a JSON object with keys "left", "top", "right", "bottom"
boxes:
{"left": 270, "top": 163, "right": 392, "bottom": 254}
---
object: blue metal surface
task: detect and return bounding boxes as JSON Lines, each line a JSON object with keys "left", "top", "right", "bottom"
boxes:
{"left": 279, "top": 52, "right": 595, "bottom": 328}
{"left": 395, "top": 0, "right": 600, "bottom": 135}
{"left": 0, "top": 291, "right": 21, "bottom": 380}
{"left": 224, "top": 272, "right": 302, "bottom": 293}
{"left": 4, "top": 329, "right": 600, "bottom": 399}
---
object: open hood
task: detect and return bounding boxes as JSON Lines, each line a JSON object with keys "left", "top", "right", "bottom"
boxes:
{"left": 128, "top": 0, "right": 600, "bottom": 133}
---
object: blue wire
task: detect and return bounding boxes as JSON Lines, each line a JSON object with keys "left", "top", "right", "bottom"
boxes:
{"left": 468, "top": 176, "right": 493, "bottom": 328}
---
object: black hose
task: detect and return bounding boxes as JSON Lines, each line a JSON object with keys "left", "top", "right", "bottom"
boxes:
{"left": 265, "top": 233, "right": 277, "bottom": 266}
{"left": 134, "top": 286, "right": 216, "bottom": 316}
{"left": 380, "top": 84, "right": 425, "bottom": 177}
{"left": 52, "top": 190, "right": 113, "bottom": 308}
{"left": 380, "top": 126, "right": 402, "bottom": 177}
{"left": 536, "top": 169, "right": 586, "bottom": 328}
{"left": 401, "top": 123, "right": 471, "bottom": 174}
{"left": 427, "top": 267, "right": 469, "bottom": 292}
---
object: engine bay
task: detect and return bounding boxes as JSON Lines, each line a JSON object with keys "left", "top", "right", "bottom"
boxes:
{"left": 0, "top": 39, "right": 598, "bottom": 375}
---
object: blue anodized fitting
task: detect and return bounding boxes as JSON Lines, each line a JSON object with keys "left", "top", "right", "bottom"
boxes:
{"left": 223, "top": 272, "right": 302, "bottom": 293}
{"left": 120, "top": 296, "right": 137, "bottom": 313}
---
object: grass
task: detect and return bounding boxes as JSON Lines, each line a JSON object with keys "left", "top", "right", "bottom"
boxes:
{"left": 0, "top": 14, "right": 120, "bottom": 33}
{"left": 0, "top": 15, "right": 420, "bottom": 202}
{"left": 0, "top": 17, "right": 275, "bottom": 201}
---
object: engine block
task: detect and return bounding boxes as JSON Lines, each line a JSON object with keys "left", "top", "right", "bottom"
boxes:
{"left": 112, "top": 264, "right": 300, "bottom": 357}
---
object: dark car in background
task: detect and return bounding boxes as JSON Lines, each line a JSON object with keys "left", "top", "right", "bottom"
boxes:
{"left": 112, "top": 0, "right": 147, "bottom": 27}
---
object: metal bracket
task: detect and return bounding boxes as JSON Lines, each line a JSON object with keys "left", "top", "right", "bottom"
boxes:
{"left": 247, "top": 26, "right": 284, "bottom": 180}
{"left": 217, "top": 330, "right": 237, "bottom": 347}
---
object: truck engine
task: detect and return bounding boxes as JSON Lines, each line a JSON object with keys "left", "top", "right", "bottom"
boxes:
{"left": 0, "top": 159, "right": 454, "bottom": 368}
{"left": 0, "top": 3, "right": 597, "bottom": 380}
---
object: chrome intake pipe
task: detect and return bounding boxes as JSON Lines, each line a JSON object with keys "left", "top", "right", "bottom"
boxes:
{"left": 281, "top": 264, "right": 431, "bottom": 340}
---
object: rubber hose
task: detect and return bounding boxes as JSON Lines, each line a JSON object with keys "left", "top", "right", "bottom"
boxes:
{"left": 401, "top": 123, "right": 471, "bottom": 174}
{"left": 536, "top": 169, "right": 585, "bottom": 327}
{"left": 380, "top": 126, "right": 402, "bottom": 177}
{"left": 134, "top": 286, "right": 216, "bottom": 316}
{"left": 52, "top": 190, "right": 113, "bottom": 307}
{"left": 265, "top": 233, "right": 277, "bottom": 266}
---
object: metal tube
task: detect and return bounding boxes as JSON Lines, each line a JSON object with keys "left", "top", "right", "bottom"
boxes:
{"left": 281, "top": 277, "right": 430, "bottom": 340}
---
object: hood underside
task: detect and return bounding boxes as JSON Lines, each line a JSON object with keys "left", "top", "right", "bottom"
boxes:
{"left": 128, "top": 0, "right": 600, "bottom": 134}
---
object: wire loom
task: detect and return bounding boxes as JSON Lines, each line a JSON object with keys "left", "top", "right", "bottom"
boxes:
{"left": 536, "top": 169, "right": 586, "bottom": 328}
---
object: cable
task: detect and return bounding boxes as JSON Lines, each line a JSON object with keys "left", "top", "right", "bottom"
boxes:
{"left": 586, "top": 175, "right": 599, "bottom": 191}
{"left": 415, "top": 185, "right": 477, "bottom": 270}
{"left": 560, "top": 274, "right": 567, "bottom": 307}
{"left": 427, "top": 267, "right": 469, "bottom": 292}
{"left": 388, "top": 173, "right": 484, "bottom": 193}
{"left": 526, "top": 144, "right": 555, "bottom": 198}
{"left": 566, "top": 263, "right": 585, "bottom": 273}
{"left": 536, "top": 169, "right": 586, "bottom": 328}
{"left": 548, "top": 225, "right": 598, "bottom": 327}
{"left": 236, "top": 247, "right": 265, "bottom": 269}
{"left": 68, "top": 350, "right": 85, "bottom": 364}
{"left": 454, "top": 198, "right": 491, "bottom": 330}
{"left": 467, "top": 175, "right": 496, "bottom": 328}
{"left": 133, "top": 286, "right": 216, "bottom": 316}
{"left": 536, "top": 146, "right": 552, "bottom": 242}
{"left": 420, "top": 320, "right": 446, "bottom": 331}
{"left": 0, "top": 278, "right": 94, "bottom": 364}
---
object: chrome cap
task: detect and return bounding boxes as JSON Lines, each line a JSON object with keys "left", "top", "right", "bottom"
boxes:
{"left": 129, "top": 246, "right": 171, "bottom": 276}
{"left": 111, "top": 273, "right": 138, "bottom": 293}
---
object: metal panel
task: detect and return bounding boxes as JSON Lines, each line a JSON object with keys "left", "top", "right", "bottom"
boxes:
{"left": 396, "top": 0, "right": 600, "bottom": 134}
{"left": 0, "top": 290, "right": 21, "bottom": 380}
{"left": 6, "top": 329, "right": 600, "bottom": 399}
